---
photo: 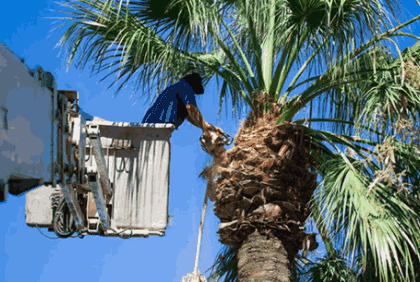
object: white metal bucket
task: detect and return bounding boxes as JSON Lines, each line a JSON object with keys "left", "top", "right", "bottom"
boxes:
{"left": 85, "top": 121, "right": 175, "bottom": 233}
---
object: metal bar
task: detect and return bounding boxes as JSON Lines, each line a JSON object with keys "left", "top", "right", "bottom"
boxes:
{"left": 88, "top": 125, "right": 112, "bottom": 196}
{"left": 60, "top": 184, "right": 85, "bottom": 231}
{"left": 90, "top": 177, "right": 110, "bottom": 230}
{"left": 103, "top": 228, "right": 164, "bottom": 237}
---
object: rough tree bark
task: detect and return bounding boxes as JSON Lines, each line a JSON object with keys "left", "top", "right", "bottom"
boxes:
{"left": 237, "top": 229, "right": 292, "bottom": 282}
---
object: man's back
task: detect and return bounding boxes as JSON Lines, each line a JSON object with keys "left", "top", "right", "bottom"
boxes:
{"left": 142, "top": 79, "right": 197, "bottom": 129}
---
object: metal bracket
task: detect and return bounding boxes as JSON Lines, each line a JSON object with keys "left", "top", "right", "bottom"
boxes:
{"left": 88, "top": 218, "right": 99, "bottom": 233}
{"left": 87, "top": 124, "right": 100, "bottom": 137}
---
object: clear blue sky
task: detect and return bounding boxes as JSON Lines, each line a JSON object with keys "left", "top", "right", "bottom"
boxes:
{"left": 1, "top": 1, "right": 419, "bottom": 282}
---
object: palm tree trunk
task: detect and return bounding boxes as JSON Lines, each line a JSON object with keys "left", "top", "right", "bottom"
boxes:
{"left": 209, "top": 92, "right": 319, "bottom": 282}
{"left": 237, "top": 229, "right": 291, "bottom": 282}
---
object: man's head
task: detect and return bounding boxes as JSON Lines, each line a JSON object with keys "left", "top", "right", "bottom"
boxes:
{"left": 183, "top": 73, "right": 204, "bottom": 94}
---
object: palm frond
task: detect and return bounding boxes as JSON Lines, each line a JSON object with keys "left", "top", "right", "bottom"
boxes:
{"left": 56, "top": 0, "right": 187, "bottom": 94}
{"left": 206, "top": 244, "right": 238, "bottom": 282}
{"left": 298, "top": 255, "right": 358, "bottom": 282}
{"left": 98, "top": 0, "right": 219, "bottom": 51}
{"left": 275, "top": 19, "right": 420, "bottom": 133}
{"left": 314, "top": 153, "right": 420, "bottom": 282}
{"left": 55, "top": 0, "right": 252, "bottom": 115}
{"left": 268, "top": 0, "right": 402, "bottom": 98}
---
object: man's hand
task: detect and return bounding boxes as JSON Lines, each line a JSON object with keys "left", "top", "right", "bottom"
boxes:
{"left": 205, "top": 122, "right": 224, "bottom": 136}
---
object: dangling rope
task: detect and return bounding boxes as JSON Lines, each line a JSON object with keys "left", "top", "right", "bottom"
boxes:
{"left": 183, "top": 131, "right": 232, "bottom": 282}
{"left": 185, "top": 157, "right": 218, "bottom": 282}
{"left": 193, "top": 164, "right": 214, "bottom": 279}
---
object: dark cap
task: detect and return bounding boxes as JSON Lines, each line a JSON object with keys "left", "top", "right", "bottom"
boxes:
{"left": 182, "top": 73, "right": 204, "bottom": 94}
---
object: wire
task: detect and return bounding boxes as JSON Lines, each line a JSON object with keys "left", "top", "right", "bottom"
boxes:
{"left": 35, "top": 224, "right": 60, "bottom": 239}
{"left": 36, "top": 223, "right": 84, "bottom": 239}
{"left": 70, "top": 232, "right": 84, "bottom": 238}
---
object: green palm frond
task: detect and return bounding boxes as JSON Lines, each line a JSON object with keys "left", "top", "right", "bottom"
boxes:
{"left": 276, "top": 27, "right": 420, "bottom": 134}
{"left": 216, "top": 69, "right": 248, "bottom": 119}
{"left": 98, "top": 0, "right": 219, "bottom": 50}
{"left": 268, "top": 0, "right": 402, "bottom": 99}
{"left": 391, "top": 141, "right": 420, "bottom": 189}
{"left": 323, "top": 41, "right": 420, "bottom": 140}
{"left": 298, "top": 255, "right": 358, "bottom": 282}
{"left": 313, "top": 152, "right": 420, "bottom": 282}
{"left": 55, "top": 0, "right": 251, "bottom": 114}
{"left": 56, "top": 0, "right": 185, "bottom": 93}
{"left": 304, "top": 121, "right": 420, "bottom": 281}
{"left": 206, "top": 244, "right": 238, "bottom": 282}
{"left": 56, "top": 0, "right": 259, "bottom": 117}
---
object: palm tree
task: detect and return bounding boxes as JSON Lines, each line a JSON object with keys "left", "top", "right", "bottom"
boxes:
{"left": 209, "top": 29, "right": 420, "bottom": 282}
{"left": 55, "top": 0, "right": 420, "bottom": 281}
{"left": 281, "top": 40, "right": 420, "bottom": 282}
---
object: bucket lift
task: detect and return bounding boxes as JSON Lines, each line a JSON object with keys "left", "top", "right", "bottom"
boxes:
{"left": 25, "top": 89, "right": 176, "bottom": 238}
{"left": 83, "top": 119, "right": 176, "bottom": 237}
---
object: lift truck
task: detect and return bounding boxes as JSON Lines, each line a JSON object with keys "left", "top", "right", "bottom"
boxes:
{"left": 1, "top": 42, "right": 176, "bottom": 238}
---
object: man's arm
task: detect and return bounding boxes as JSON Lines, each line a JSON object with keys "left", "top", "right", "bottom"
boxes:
{"left": 186, "top": 104, "right": 222, "bottom": 134}
{"left": 186, "top": 104, "right": 208, "bottom": 130}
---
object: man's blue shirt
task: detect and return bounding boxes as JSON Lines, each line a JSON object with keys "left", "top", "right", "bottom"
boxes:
{"left": 141, "top": 79, "right": 197, "bottom": 129}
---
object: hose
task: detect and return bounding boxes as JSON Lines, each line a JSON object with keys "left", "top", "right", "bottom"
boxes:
{"left": 50, "top": 188, "right": 85, "bottom": 239}
{"left": 53, "top": 197, "right": 76, "bottom": 238}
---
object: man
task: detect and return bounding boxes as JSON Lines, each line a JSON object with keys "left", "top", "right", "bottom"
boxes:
{"left": 142, "top": 73, "right": 224, "bottom": 135}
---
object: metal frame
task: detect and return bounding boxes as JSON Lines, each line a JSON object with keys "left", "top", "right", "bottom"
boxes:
{"left": 86, "top": 124, "right": 111, "bottom": 231}
{"left": 87, "top": 125, "right": 112, "bottom": 196}
{"left": 103, "top": 229, "right": 164, "bottom": 238}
